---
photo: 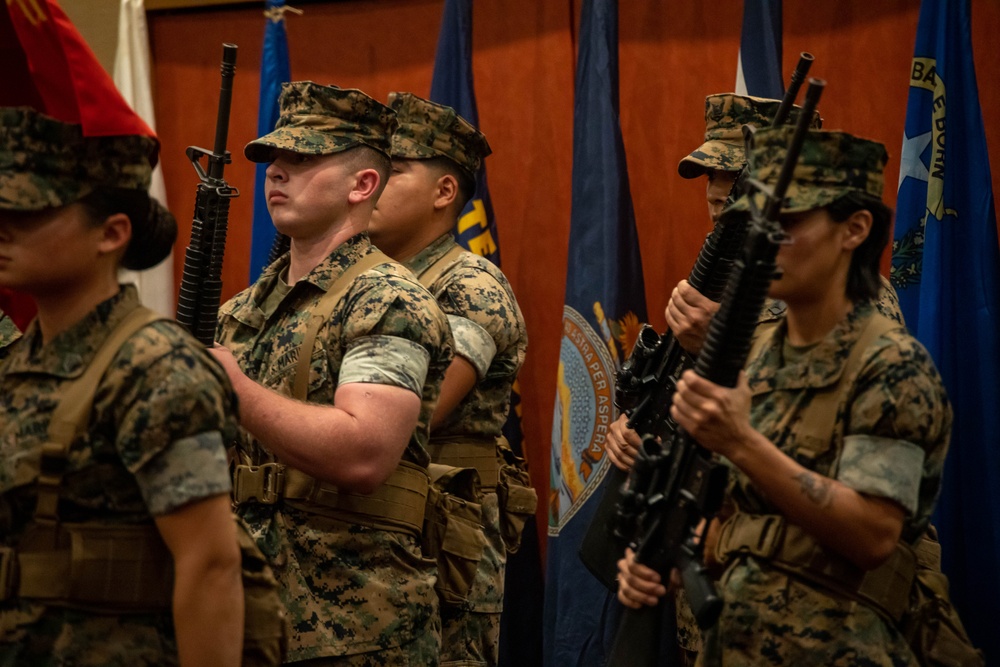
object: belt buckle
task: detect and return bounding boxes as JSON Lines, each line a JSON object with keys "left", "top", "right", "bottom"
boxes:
{"left": 234, "top": 463, "right": 285, "bottom": 505}
{"left": 0, "top": 546, "right": 17, "bottom": 601}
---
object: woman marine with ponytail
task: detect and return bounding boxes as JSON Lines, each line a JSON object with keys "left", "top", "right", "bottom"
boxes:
{"left": 0, "top": 107, "right": 244, "bottom": 666}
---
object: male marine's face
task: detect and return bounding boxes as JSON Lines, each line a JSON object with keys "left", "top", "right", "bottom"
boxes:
{"left": 370, "top": 158, "right": 448, "bottom": 255}
{"left": 264, "top": 149, "right": 359, "bottom": 241}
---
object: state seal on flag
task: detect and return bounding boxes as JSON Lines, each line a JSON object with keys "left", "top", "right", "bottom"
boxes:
{"left": 549, "top": 304, "right": 618, "bottom": 533}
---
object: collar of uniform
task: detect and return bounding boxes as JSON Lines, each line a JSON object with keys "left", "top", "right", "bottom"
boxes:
{"left": 225, "top": 252, "right": 294, "bottom": 330}
{"left": 227, "top": 232, "right": 374, "bottom": 331}
{"left": 298, "top": 231, "right": 374, "bottom": 293}
{"left": 748, "top": 300, "right": 876, "bottom": 394}
{"left": 1, "top": 285, "right": 140, "bottom": 379}
{"left": 403, "top": 231, "right": 456, "bottom": 278}
{"left": 0, "top": 314, "right": 21, "bottom": 354}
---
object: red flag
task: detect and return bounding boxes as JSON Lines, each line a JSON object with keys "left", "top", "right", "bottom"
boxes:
{"left": 1, "top": 0, "right": 155, "bottom": 142}
{"left": 0, "top": 289, "right": 36, "bottom": 331}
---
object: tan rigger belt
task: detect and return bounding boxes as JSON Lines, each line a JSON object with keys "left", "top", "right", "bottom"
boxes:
{"left": 426, "top": 436, "right": 500, "bottom": 489}
{"left": 1, "top": 522, "right": 173, "bottom": 611}
{"left": 715, "top": 511, "right": 916, "bottom": 623}
{"left": 232, "top": 460, "right": 429, "bottom": 535}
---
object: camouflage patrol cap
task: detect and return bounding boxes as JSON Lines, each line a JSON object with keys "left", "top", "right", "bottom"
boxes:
{"left": 727, "top": 126, "right": 888, "bottom": 214}
{"left": 245, "top": 81, "right": 397, "bottom": 163}
{"left": 0, "top": 107, "right": 172, "bottom": 224}
{"left": 387, "top": 92, "right": 492, "bottom": 179}
{"left": 678, "top": 93, "right": 822, "bottom": 179}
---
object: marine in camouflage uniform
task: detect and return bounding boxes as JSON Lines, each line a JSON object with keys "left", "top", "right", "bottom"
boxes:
{"left": 372, "top": 92, "right": 527, "bottom": 667}
{"left": 215, "top": 82, "right": 452, "bottom": 665}
{"left": 620, "top": 127, "right": 952, "bottom": 666}
{"left": 0, "top": 108, "right": 239, "bottom": 665}
{"left": 646, "top": 94, "right": 832, "bottom": 664}
{"left": 0, "top": 288, "right": 239, "bottom": 666}
{"left": 704, "top": 300, "right": 947, "bottom": 666}
{"left": 677, "top": 93, "right": 902, "bottom": 326}
{"left": 667, "top": 98, "right": 902, "bottom": 664}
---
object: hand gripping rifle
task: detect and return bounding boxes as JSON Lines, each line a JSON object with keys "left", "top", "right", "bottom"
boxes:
{"left": 176, "top": 44, "right": 239, "bottom": 346}
{"left": 578, "top": 52, "right": 816, "bottom": 591}
{"left": 605, "top": 78, "right": 826, "bottom": 667}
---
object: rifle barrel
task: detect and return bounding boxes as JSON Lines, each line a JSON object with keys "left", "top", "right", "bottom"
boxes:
{"left": 209, "top": 44, "right": 238, "bottom": 180}
{"left": 772, "top": 52, "right": 814, "bottom": 127}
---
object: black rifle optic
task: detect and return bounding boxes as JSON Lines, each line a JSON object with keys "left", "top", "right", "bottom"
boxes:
{"left": 176, "top": 43, "right": 239, "bottom": 346}
{"left": 578, "top": 52, "right": 816, "bottom": 591}
{"left": 605, "top": 78, "right": 826, "bottom": 667}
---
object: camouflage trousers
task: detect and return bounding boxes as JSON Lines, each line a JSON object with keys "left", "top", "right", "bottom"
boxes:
{"left": 440, "top": 492, "right": 505, "bottom": 667}
{"left": 289, "top": 627, "right": 440, "bottom": 667}
{"left": 0, "top": 605, "right": 178, "bottom": 667}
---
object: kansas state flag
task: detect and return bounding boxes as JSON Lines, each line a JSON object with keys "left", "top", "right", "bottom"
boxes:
{"left": 891, "top": 0, "right": 1000, "bottom": 658}
{"left": 734, "top": 0, "right": 783, "bottom": 99}
{"left": 249, "top": 0, "right": 292, "bottom": 280}
{"left": 544, "top": 0, "right": 647, "bottom": 664}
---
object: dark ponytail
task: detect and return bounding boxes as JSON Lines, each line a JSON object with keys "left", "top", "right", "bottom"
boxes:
{"left": 78, "top": 187, "right": 177, "bottom": 270}
{"left": 826, "top": 191, "right": 892, "bottom": 303}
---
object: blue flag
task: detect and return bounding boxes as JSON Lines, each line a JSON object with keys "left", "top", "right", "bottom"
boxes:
{"left": 735, "top": 0, "right": 783, "bottom": 98}
{"left": 429, "top": 3, "right": 540, "bottom": 664}
{"left": 248, "top": 1, "right": 292, "bottom": 281}
{"left": 544, "top": 0, "right": 647, "bottom": 664}
{"left": 429, "top": 0, "right": 500, "bottom": 265}
{"left": 891, "top": 0, "right": 1000, "bottom": 658}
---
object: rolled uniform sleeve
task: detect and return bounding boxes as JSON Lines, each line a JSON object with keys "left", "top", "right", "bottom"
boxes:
{"left": 341, "top": 276, "right": 452, "bottom": 392}
{"left": 837, "top": 435, "right": 924, "bottom": 515}
{"left": 835, "top": 332, "right": 951, "bottom": 525}
{"left": 109, "top": 322, "right": 239, "bottom": 516}
{"left": 134, "top": 432, "right": 232, "bottom": 515}
{"left": 438, "top": 265, "right": 524, "bottom": 381}
{"left": 446, "top": 314, "right": 496, "bottom": 379}
{"left": 339, "top": 334, "right": 430, "bottom": 393}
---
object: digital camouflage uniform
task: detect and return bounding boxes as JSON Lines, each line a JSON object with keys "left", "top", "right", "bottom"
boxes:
{"left": 220, "top": 82, "right": 452, "bottom": 665}
{"left": 0, "top": 108, "right": 238, "bottom": 665}
{"left": 695, "top": 128, "right": 951, "bottom": 666}
{"left": 0, "top": 287, "right": 237, "bottom": 666}
{"left": 677, "top": 96, "right": 904, "bottom": 335}
{"left": 674, "top": 98, "right": 906, "bottom": 665}
{"left": 389, "top": 92, "right": 527, "bottom": 667}
{"left": 0, "top": 312, "right": 19, "bottom": 354}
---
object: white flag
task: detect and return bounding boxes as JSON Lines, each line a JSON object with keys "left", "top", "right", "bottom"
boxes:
{"left": 113, "top": 0, "right": 174, "bottom": 317}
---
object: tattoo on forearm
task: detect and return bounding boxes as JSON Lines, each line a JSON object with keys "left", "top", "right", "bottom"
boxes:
{"left": 794, "top": 471, "right": 834, "bottom": 508}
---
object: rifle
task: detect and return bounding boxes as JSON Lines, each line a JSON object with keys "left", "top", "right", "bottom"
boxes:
{"left": 605, "top": 78, "right": 826, "bottom": 667}
{"left": 578, "top": 52, "right": 816, "bottom": 591}
{"left": 176, "top": 43, "right": 239, "bottom": 346}
{"left": 266, "top": 232, "right": 291, "bottom": 266}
